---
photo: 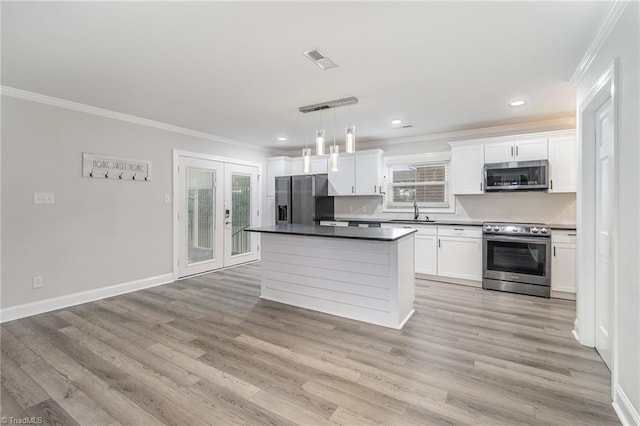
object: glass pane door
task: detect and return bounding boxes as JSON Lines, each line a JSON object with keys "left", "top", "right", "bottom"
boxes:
{"left": 187, "top": 168, "right": 216, "bottom": 264}
{"left": 177, "top": 156, "right": 224, "bottom": 278}
{"left": 231, "top": 174, "right": 251, "bottom": 256}
{"left": 224, "top": 164, "right": 259, "bottom": 267}
{"left": 486, "top": 240, "right": 547, "bottom": 276}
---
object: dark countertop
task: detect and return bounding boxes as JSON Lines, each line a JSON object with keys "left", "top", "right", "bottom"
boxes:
{"left": 321, "top": 218, "right": 576, "bottom": 230}
{"left": 246, "top": 224, "right": 417, "bottom": 241}
{"left": 320, "top": 218, "right": 484, "bottom": 226}
{"left": 549, "top": 224, "right": 577, "bottom": 230}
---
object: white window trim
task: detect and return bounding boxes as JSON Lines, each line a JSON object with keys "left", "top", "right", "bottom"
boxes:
{"left": 382, "top": 152, "right": 455, "bottom": 213}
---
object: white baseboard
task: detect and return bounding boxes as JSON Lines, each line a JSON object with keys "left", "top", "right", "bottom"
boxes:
{"left": 613, "top": 384, "right": 640, "bottom": 426}
{"left": 0, "top": 273, "right": 174, "bottom": 323}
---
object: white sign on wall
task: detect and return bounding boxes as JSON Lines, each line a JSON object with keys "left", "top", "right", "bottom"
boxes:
{"left": 82, "top": 153, "right": 152, "bottom": 182}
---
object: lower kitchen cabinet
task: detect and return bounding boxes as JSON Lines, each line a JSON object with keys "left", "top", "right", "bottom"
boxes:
{"left": 414, "top": 227, "right": 438, "bottom": 275}
{"left": 437, "top": 226, "right": 482, "bottom": 281}
{"left": 551, "top": 230, "right": 577, "bottom": 295}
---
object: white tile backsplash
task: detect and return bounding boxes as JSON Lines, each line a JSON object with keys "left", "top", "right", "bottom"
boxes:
{"left": 333, "top": 192, "right": 576, "bottom": 224}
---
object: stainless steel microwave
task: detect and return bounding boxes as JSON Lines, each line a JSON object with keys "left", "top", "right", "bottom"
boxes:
{"left": 484, "top": 160, "right": 548, "bottom": 192}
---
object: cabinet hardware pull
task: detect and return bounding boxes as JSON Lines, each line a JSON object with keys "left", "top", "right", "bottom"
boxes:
{"left": 553, "top": 246, "right": 556, "bottom": 257}
{"left": 352, "top": 186, "right": 355, "bottom": 194}
{"left": 374, "top": 185, "right": 376, "bottom": 193}
{"left": 511, "top": 146, "right": 514, "bottom": 157}
{"left": 568, "top": 233, "right": 576, "bottom": 236}
{"left": 453, "top": 228, "right": 464, "bottom": 231}
{"left": 516, "top": 145, "right": 519, "bottom": 156}
{"left": 480, "top": 182, "right": 483, "bottom": 191}
{"left": 550, "top": 180, "right": 553, "bottom": 190}
{"left": 438, "top": 239, "right": 441, "bottom": 248}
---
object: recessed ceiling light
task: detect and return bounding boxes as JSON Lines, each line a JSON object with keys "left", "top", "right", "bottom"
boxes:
{"left": 510, "top": 99, "right": 527, "bottom": 107}
{"left": 277, "top": 137, "right": 287, "bottom": 141}
{"left": 391, "top": 119, "right": 403, "bottom": 125}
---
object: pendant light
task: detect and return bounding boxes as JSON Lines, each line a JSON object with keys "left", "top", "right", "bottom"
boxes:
{"left": 330, "top": 108, "right": 339, "bottom": 172}
{"left": 302, "top": 113, "right": 311, "bottom": 173}
{"left": 315, "top": 110, "right": 325, "bottom": 156}
{"left": 345, "top": 104, "right": 356, "bottom": 153}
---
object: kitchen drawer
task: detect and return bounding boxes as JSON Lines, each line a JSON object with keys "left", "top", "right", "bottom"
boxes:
{"left": 437, "top": 225, "right": 482, "bottom": 238}
{"left": 319, "top": 221, "right": 349, "bottom": 227}
{"left": 552, "top": 230, "right": 577, "bottom": 244}
{"left": 381, "top": 223, "right": 437, "bottom": 236}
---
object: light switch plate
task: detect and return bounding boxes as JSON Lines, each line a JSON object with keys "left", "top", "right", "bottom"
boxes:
{"left": 34, "top": 192, "right": 55, "bottom": 204}
{"left": 32, "top": 276, "right": 44, "bottom": 289}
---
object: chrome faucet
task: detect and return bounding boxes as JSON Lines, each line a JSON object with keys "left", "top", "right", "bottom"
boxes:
{"left": 413, "top": 198, "right": 419, "bottom": 220}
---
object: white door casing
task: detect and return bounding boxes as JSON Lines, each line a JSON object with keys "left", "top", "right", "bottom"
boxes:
{"left": 595, "top": 98, "right": 613, "bottom": 369}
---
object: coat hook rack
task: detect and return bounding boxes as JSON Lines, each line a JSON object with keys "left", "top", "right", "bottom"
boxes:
{"left": 82, "top": 153, "right": 152, "bottom": 182}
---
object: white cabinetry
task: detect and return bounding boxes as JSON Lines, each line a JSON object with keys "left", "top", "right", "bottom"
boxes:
{"left": 437, "top": 226, "right": 482, "bottom": 281}
{"left": 328, "top": 154, "right": 356, "bottom": 195}
{"left": 414, "top": 226, "right": 438, "bottom": 275}
{"left": 328, "top": 150, "right": 384, "bottom": 196}
{"left": 355, "top": 150, "right": 383, "bottom": 195}
{"left": 267, "top": 157, "right": 292, "bottom": 197}
{"left": 551, "top": 230, "right": 577, "bottom": 296}
{"left": 450, "top": 143, "right": 485, "bottom": 194}
{"left": 548, "top": 134, "right": 577, "bottom": 193}
{"left": 290, "top": 156, "right": 328, "bottom": 175}
{"left": 484, "top": 137, "right": 547, "bottom": 163}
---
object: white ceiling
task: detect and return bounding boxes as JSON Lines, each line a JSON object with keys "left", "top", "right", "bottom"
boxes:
{"left": 2, "top": 2, "right": 608, "bottom": 150}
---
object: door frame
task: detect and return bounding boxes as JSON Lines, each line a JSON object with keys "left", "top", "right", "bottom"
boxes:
{"left": 576, "top": 60, "right": 618, "bottom": 398}
{"left": 172, "top": 150, "right": 262, "bottom": 281}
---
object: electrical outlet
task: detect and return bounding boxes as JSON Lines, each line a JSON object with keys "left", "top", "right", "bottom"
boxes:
{"left": 164, "top": 194, "right": 171, "bottom": 204}
{"left": 34, "top": 192, "right": 55, "bottom": 204}
{"left": 32, "top": 275, "right": 44, "bottom": 289}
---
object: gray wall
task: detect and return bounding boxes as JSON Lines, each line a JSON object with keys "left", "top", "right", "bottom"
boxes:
{"left": 576, "top": 2, "right": 639, "bottom": 417}
{"left": 1, "top": 95, "right": 271, "bottom": 309}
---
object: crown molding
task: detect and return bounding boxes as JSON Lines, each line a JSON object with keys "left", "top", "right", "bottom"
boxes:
{"left": 570, "top": 0, "right": 629, "bottom": 85}
{"left": 0, "top": 86, "right": 271, "bottom": 152}
{"left": 355, "top": 115, "right": 576, "bottom": 150}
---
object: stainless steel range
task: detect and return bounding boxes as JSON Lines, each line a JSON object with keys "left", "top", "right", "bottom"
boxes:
{"left": 482, "top": 222, "right": 551, "bottom": 298}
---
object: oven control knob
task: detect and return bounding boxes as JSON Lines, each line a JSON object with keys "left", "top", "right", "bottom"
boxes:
{"left": 532, "top": 227, "right": 539, "bottom": 233}
{"left": 492, "top": 226, "right": 500, "bottom": 232}
{"left": 540, "top": 228, "right": 548, "bottom": 234}
{"left": 513, "top": 228, "right": 518, "bottom": 232}
{"left": 485, "top": 225, "right": 492, "bottom": 232}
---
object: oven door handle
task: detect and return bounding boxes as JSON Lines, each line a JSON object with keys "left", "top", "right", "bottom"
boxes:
{"left": 484, "top": 235, "right": 550, "bottom": 245}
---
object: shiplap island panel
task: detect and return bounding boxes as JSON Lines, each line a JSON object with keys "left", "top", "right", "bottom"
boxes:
{"left": 246, "top": 224, "right": 416, "bottom": 329}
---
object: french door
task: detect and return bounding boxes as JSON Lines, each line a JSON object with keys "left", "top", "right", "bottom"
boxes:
{"left": 176, "top": 154, "right": 259, "bottom": 278}
{"left": 224, "top": 164, "right": 259, "bottom": 267}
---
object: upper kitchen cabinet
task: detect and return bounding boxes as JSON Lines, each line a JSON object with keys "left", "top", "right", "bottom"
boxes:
{"left": 328, "top": 153, "right": 356, "bottom": 195}
{"left": 267, "top": 157, "right": 292, "bottom": 197}
{"left": 548, "top": 133, "right": 577, "bottom": 193}
{"left": 449, "top": 142, "right": 485, "bottom": 195}
{"left": 290, "top": 156, "right": 328, "bottom": 176}
{"left": 355, "top": 149, "right": 383, "bottom": 195}
{"left": 484, "top": 137, "right": 548, "bottom": 163}
{"left": 328, "top": 149, "right": 384, "bottom": 196}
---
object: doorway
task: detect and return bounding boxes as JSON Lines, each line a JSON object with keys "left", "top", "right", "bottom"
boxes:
{"left": 174, "top": 152, "right": 260, "bottom": 279}
{"left": 576, "top": 62, "right": 617, "bottom": 387}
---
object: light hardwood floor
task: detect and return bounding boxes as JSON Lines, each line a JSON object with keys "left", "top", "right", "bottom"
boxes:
{"left": 1, "top": 262, "right": 618, "bottom": 425}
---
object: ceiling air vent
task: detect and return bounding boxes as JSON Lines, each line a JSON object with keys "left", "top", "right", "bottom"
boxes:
{"left": 302, "top": 49, "right": 338, "bottom": 70}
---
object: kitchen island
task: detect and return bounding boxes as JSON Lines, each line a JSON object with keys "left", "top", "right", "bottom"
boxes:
{"left": 245, "top": 224, "right": 416, "bottom": 329}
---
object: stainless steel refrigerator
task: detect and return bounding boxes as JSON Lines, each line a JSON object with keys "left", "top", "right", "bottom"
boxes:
{"left": 275, "top": 174, "right": 334, "bottom": 225}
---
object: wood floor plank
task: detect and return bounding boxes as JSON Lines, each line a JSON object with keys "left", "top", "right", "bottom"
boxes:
{"left": 1, "top": 262, "right": 617, "bottom": 425}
